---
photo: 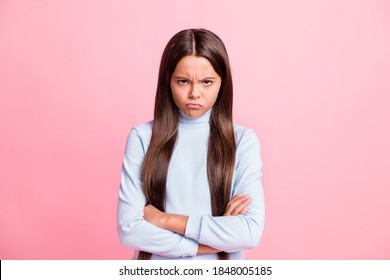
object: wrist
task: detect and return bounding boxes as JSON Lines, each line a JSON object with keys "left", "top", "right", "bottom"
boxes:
{"left": 165, "top": 213, "right": 188, "bottom": 235}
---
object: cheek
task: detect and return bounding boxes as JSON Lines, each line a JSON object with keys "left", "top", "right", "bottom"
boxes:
{"left": 210, "top": 86, "right": 221, "bottom": 103}
{"left": 170, "top": 83, "right": 178, "bottom": 98}
{"left": 211, "top": 94, "right": 219, "bottom": 106}
{"left": 171, "top": 86, "right": 181, "bottom": 101}
{"left": 170, "top": 86, "right": 184, "bottom": 108}
{"left": 170, "top": 81, "right": 175, "bottom": 97}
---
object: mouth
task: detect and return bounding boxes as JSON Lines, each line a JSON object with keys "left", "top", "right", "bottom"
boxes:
{"left": 186, "top": 103, "right": 202, "bottom": 109}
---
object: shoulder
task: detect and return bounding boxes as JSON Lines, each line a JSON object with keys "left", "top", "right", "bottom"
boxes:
{"left": 233, "top": 124, "right": 262, "bottom": 167}
{"left": 131, "top": 120, "right": 153, "bottom": 139}
{"left": 233, "top": 123, "right": 260, "bottom": 147}
{"left": 125, "top": 121, "right": 153, "bottom": 152}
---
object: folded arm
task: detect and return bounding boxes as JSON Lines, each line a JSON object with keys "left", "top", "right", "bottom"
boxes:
{"left": 118, "top": 127, "right": 264, "bottom": 257}
{"left": 143, "top": 194, "right": 252, "bottom": 254}
{"left": 144, "top": 128, "right": 265, "bottom": 253}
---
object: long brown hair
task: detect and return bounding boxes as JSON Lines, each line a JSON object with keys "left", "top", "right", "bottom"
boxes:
{"left": 139, "top": 29, "right": 235, "bottom": 260}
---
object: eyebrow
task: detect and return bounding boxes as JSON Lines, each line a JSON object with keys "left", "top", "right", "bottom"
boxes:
{"left": 173, "top": 76, "right": 217, "bottom": 80}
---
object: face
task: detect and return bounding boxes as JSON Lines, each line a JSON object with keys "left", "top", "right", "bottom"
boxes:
{"left": 170, "top": 55, "right": 222, "bottom": 118}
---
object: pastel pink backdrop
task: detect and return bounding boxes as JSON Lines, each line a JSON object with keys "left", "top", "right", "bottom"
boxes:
{"left": 0, "top": 0, "right": 389, "bottom": 259}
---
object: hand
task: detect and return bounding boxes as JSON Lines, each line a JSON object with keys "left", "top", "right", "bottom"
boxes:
{"left": 224, "top": 193, "right": 252, "bottom": 216}
{"left": 143, "top": 204, "right": 166, "bottom": 228}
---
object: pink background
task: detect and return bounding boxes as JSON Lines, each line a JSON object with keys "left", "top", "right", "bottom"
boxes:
{"left": 1, "top": 0, "right": 389, "bottom": 259}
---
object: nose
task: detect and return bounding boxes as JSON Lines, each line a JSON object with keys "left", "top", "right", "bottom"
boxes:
{"left": 189, "top": 84, "right": 200, "bottom": 99}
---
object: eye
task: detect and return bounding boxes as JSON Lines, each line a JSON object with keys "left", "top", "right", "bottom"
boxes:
{"left": 203, "top": 80, "right": 213, "bottom": 86}
{"left": 178, "top": 79, "right": 188, "bottom": 85}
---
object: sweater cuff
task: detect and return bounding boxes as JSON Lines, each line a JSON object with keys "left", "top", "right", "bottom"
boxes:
{"left": 184, "top": 215, "right": 202, "bottom": 241}
{"left": 184, "top": 235, "right": 199, "bottom": 257}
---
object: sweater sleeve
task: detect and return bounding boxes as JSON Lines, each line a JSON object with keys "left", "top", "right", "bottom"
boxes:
{"left": 184, "top": 128, "right": 265, "bottom": 253}
{"left": 117, "top": 127, "right": 198, "bottom": 258}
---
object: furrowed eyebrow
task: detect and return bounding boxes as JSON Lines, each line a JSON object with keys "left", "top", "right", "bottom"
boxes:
{"left": 172, "top": 76, "right": 217, "bottom": 80}
{"left": 173, "top": 76, "right": 189, "bottom": 79}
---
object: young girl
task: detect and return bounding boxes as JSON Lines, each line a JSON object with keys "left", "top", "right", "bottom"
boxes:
{"left": 117, "top": 29, "right": 264, "bottom": 260}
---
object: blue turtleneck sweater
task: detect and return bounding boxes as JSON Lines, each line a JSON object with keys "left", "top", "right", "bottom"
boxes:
{"left": 117, "top": 110, "right": 264, "bottom": 260}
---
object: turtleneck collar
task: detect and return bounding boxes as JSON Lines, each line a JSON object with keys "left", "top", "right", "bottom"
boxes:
{"left": 178, "top": 109, "right": 211, "bottom": 128}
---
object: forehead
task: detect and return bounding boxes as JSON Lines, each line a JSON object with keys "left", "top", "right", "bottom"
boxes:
{"left": 173, "top": 55, "right": 218, "bottom": 76}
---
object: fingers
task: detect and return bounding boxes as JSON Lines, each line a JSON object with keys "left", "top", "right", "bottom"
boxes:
{"left": 224, "top": 193, "right": 252, "bottom": 216}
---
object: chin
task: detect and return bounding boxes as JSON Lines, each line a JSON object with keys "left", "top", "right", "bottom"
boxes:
{"left": 187, "top": 110, "right": 203, "bottom": 118}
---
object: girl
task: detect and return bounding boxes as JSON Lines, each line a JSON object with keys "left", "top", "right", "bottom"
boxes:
{"left": 117, "top": 28, "right": 264, "bottom": 260}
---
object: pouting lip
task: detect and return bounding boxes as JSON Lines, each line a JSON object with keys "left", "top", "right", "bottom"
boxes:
{"left": 186, "top": 103, "right": 202, "bottom": 107}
